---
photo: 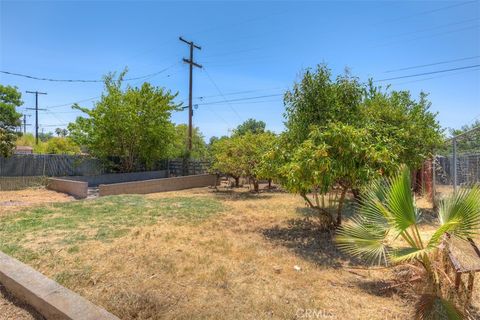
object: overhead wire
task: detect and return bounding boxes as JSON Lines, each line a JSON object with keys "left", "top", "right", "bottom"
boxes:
{"left": 0, "top": 62, "right": 179, "bottom": 83}
{"left": 202, "top": 67, "right": 244, "bottom": 122}
{"left": 375, "top": 64, "right": 480, "bottom": 82}
{"left": 384, "top": 56, "right": 480, "bottom": 73}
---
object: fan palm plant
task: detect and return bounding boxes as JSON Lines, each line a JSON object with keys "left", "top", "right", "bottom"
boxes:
{"left": 336, "top": 166, "right": 480, "bottom": 319}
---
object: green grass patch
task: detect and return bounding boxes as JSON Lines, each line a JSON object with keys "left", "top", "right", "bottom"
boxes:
{"left": 0, "top": 195, "right": 223, "bottom": 262}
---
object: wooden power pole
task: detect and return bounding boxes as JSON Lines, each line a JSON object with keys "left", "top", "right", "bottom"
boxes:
{"left": 179, "top": 36, "right": 202, "bottom": 153}
{"left": 26, "top": 91, "right": 47, "bottom": 145}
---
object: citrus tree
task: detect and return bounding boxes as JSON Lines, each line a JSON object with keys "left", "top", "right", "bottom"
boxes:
{"left": 275, "top": 64, "right": 442, "bottom": 224}
{"left": 211, "top": 131, "right": 276, "bottom": 191}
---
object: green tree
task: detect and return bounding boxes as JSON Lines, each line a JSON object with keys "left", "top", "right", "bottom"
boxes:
{"left": 336, "top": 167, "right": 479, "bottom": 318}
{"left": 211, "top": 132, "right": 276, "bottom": 191}
{"left": 38, "top": 137, "right": 81, "bottom": 155}
{"left": 0, "top": 85, "right": 23, "bottom": 156}
{"left": 284, "top": 65, "right": 363, "bottom": 144}
{"left": 233, "top": 118, "right": 266, "bottom": 136}
{"left": 171, "top": 124, "right": 209, "bottom": 159}
{"left": 276, "top": 64, "right": 442, "bottom": 224}
{"left": 68, "top": 70, "right": 179, "bottom": 171}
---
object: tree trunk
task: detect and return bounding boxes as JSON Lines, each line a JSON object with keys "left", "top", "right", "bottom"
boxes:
{"left": 268, "top": 179, "right": 272, "bottom": 189}
{"left": 234, "top": 176, "right": 239, "bottom": 187}
{"left": 337, "top": 187, "right": 348, "bottom": 226}
{"left": 300, "top": 192, "right": 315, "bottom": 208}
{"left": 253, "top": 179, "right": 259, "bottom": 192}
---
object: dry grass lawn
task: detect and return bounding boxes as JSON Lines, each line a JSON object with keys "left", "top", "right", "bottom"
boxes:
{"left": 0, "top": 186, "right": 478, "bottom": 319}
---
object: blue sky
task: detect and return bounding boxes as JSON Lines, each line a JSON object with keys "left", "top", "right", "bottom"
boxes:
{"left": 1, "top": 0, "right": 479, "bottom": 140}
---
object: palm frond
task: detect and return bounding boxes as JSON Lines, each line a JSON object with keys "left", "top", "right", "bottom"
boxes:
{"left": 436, "top": 185, "right": 480, "bottom": 240}
{"left": 356, "top": 179, "right": 391, "bottom": 227}
{"left": 384, "top": 166, "right": 419, "bottom": 233}
{"left": 390, "top": 247, "right": 434, "bottom": 264}
{"left": 336, "top": 217, "right": 390, "bottom": 265}
{"left": 415, "top": 294, "right": 463, "bottom": 320}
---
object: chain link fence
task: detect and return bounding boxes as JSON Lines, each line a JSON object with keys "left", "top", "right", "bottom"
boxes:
{"left": 434, "top": 126, "right": 480, "bottom": 204}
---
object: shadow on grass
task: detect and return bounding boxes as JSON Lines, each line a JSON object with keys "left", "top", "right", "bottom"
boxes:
{"left": 212, "top": 189, "right": 274, "bottom": 201}
{"left": 261, "top": 217, "right": 365, "bottom": 268}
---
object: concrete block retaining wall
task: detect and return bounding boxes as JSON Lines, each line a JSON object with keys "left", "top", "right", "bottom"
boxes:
{"left": 61, "top": 170, "right": 168, "bottom": 187}
{"left": 99, "top": 174, "right": 217, "bottom": 196}
{"left": 0, "top": 251, "right": 119, "bottom": 320}
{"left": 47, "top": 178, "right": 88, "bottom": 199}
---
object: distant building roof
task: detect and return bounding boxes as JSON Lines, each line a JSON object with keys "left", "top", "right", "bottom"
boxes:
{"left": 14, "top": 146, "right": 34, "bottom": 154}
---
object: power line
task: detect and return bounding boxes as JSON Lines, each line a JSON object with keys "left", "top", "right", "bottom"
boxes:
{"left": 383, "top": 17, "right": 479, "bottom": 41}
{"left": 44, "top": 65, "right": 180, "bottom": 110}
{"left": 387, "top": 66, "right": 480, "bottom": 86}
{"left": 372, "top": 1, "right": 477, "bottom": 26}
{"left": 375, "top": 64, "right": 480, "bottom": 82}
{"left": 197, "top": 87, "right": 282, "bottom": 99}
{"left": 373, "top": 24, "right": 479, "bottom": 48}
{"left": 0, "top": 63, "right": 178, "bottom": 83}
{"left": 195, "top": 93, "right": 283, "bottom": 106}
{"left": 384, "top": 56, "right": 480, "bottom": 73}
{"left": 203, "top": 68, "right": 243, "bottom": 122}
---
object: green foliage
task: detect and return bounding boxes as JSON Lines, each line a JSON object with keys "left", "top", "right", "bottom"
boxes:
{"left": 233, "top": 118, "right": 266, "bottom": 136}
{"left": 362, "top": 83, "right": 443, "bottom": 169}
{"left": 211, "top": 131, "right": 276, "bottom": 190}
{"left": 284, "top": 65, "right": 363, "bottom": 143}
{"left": 276, "top": 64, "right": 442, "bottom": 222}
{"left": 16, "top": 133, "right": 81, "bottom": 155}
{"left": 38, "top": 137, "right": 81, "bottom": 155}
{"left": 336, "top": 167, "right": 479, "bottom": 318}
{"left": 0, "top": 85, "right": 23, "bottom": 156}
{"left": 171, "top": 124, "right": 209, "bottom": 159}
{"left": 68, "top": 70, "right": 180, "bottom": 171}
{"left": 16, "top": 133, "right": 36, "bottom": 147}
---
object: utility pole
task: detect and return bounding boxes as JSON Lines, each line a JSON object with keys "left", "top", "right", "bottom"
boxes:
{"left": 22, "top": 114, "right": 31, "bottom": 134}
{"left": 26, "top": 91, "right": 47, "bottom": 145}
{"left": 179, "top": 36, "right": 202, "bottom": 152}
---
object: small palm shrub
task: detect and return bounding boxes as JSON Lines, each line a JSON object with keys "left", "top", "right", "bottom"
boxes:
{"left": 336, "top": 167, "right": 480, "bottom": 319}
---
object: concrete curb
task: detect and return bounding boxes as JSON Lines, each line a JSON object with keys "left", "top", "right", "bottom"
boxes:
{"left": 0, "top": 251, "right": 119, "bottom": 320}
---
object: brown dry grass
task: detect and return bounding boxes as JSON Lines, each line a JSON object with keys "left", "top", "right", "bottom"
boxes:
{"left": 1, "top": 186, "right": 478, "bottom": 319}
{"left": 0, "top": 188, "right": 73, "bottom": 216}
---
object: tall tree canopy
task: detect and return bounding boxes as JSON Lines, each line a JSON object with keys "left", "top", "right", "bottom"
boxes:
{"left": 232, "top": 118, "right": 266, "bottom": 136}
{"left": 171, "top": 124, "right": 209, "bottom": 159}
{"left": 273, "top": 64, "right": 442, "bottom": 225}
{"left": 0, "top": 85, "right": 23, "bottom": 156}
{"left": 68, "top": 71, "right": 180, "bottom": 171}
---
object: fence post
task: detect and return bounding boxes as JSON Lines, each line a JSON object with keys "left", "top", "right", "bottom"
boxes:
{"left": 453, "top": 138, "right": 457, "bottom": 194}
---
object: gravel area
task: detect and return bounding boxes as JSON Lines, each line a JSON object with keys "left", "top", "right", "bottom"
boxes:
{"left": 0, "top": 284, "right": 43, "bottom": 320}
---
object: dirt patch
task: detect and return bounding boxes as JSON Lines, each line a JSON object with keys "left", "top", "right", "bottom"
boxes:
{"left": 0, "top": 188, "right": 73, "bottom": 215}
{"left": 0, "top": 284, "right": 44, "bottom": 320}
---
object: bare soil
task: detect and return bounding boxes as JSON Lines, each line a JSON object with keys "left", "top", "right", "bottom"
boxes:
{"left": 0, "top": 188, "right": 73, "bottom": 215}
{"left": 0, "top": 284, "right": 43, "bottom": 320}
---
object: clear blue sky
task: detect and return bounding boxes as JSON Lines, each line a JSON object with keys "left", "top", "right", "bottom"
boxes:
{"left": 1, "top": 0, "right": 479, "bottom": 140}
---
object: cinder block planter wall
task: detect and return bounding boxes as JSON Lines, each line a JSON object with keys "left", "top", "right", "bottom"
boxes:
{"left": 99, "top": 174, "right": 217, "bottom": 196}
{"left": 47, "top": 178, "right": 88, "bottom": 199}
